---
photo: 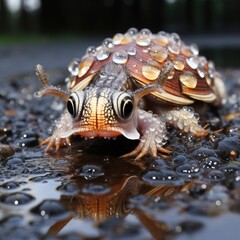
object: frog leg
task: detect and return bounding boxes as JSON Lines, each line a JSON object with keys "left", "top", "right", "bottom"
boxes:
{"left": 121, "top": 109, "right": 169, "bottom": 160}
{"left": 162, "top": 106, "right": 209, "bottom": 137}
{"left": 41, "top": 111, "right": 73, "bottom": 152}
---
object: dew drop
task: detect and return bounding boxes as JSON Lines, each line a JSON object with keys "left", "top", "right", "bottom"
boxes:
{"left": 136, "top": 33, "right": 151, "bottom": 47}
{"left": 113, "top": 33, "right": 124, "bottom": 45}
{"left": 150, "top": 45, "right": 168, "bottom": 62}
{"left": 86, "top": 46, "right": 96, "bottom": 56}
{"left": 168, "top": 42, "right": 180, "bottom": 55}
{"left": 78, "top": 56, "right": 94, "bottom": 77}
{"left": 79, "top": 164, "right": 104, "bottom": 180}
{"left": 127, "top": 27, "right": 138, "bottom": 37}
{"left": 82, "top": 184, "right": 110, "bottom": 195}
{"left": 170, "top": 32, "right": 181, "bottom": 46}
{"left": 179, "top": 71, "right": 198, "bottom": 88}
{"left": 173, "top": 57, "right": 185, "bottom": 70}
{"left": 31, "top": 200, "right": 67, "bottom": 218}
{"left": 190, "top": 43, "right": 199, "bottom": 55}
{"left": 142, "top": 65, "right": 160, "bottom": 80}
{"left": 181, "top": 45, "right": 193, "bottom": 57}
{"left": 102, "top": 38, "right": 113, "bottom": 49}
{"left": 186, "top": 56, "right": 199, "bottom": 69}
{"left": 112, "top": 50, "right": 129, "bottom": 64}
{"left": 0, "top": 192, "right": 35, "bottom": 205}
{"left": 197, "top": 67, "right": 205, "bottom": 78}
{"left": 127, "top": 47, "right": 137, "bottom": 56}
{"left": 155, "top": 31, "right": 169, "bottom": 46}
{"left": 96, "top": 47, "right": 110, "bottom": 61}
{"left": 68, "top": 58, "right": 80, "bottom": 76}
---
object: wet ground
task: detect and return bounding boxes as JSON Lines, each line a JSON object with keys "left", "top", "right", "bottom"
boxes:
{"left": 1, "top": 44, "right": 240, "bottom": 239}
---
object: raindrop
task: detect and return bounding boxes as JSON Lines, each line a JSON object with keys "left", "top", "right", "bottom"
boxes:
{"left": 0, "top": 192, "right": 35, "bottom": 205}
{"left": 113, "top": 33, "right": 124, "bottom": 45}
{"left": 102, "top": 38, "right": 113, "bottom": 49}
{"left": 190, "top": 43, "right": 199, "bottom": 55}
{"left": 1, "top": 181, "right": 20, "bottom": 190}
{"left": 204, "top": 170, "right": 225, "bottom": 183}
{"left": 79, "top": 164, "right": 104, "bottom": 180}
{"left": 31, "top": 200, "right": 67, "bottom": 218}
{"left": 136, "top": 30, "right": 151, "bottom": 47}
{"left": 170, "top": 32, "right": 181, "bottom": 46}
{"left": 68, "top": 58, "right": 80, "bottom": 76}
{"left": 181, "top": 45, "right": 193, "bottom": 57}
{"left": 82, "top": 184, "right": 110, "bottom": 195}
{"left": 168, "top": 42, "right": 180, "bottom": 55}
{"left": 150, "top": 45, "right": 168, "bottom": 62}
{"left": 112, "top": 50, "right": 129, "bottom": 64}
{"left": 96, "top": 47, "right": 110, "bottom": 61}
{"left": 179, "top": 71, "right": 198, "bottom": 88}
{"left": 176, "top": 163, "right": 201, "bottom": 178}
{"left": 155, "top": 31, "right": 169, "bottom": 46}
{"left": 186, "top": 56, "right": 199, "bottom": 69}
{"left": 127, "top": 47, "right": 137, "bottom": 56}
{"left": 142, "top": 169, "right": 183, "bottom": 185}
{"left": 127, "top": 27, "right": 138, "bottom": 37}
{"left": 86, "top": 46, "right": 96, "bottom": 56}
{"left": 142, "top": 65, "right": 160, "bottom": 80}
{"left": 173, "top": 57, "right": 185, "bottom": 70}
{"left": 197, "top": 67, "right": 205, "bottom": 78}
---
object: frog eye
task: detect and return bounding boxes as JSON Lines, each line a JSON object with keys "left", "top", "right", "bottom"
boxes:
{"left": 67, "top": 92, "right": 84, "bottom": 118}
{"left": 112, "top": 92, "right": 134, "bottom": 120}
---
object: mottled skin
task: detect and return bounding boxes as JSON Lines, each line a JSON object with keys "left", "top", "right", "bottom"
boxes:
{"left": 35, "top": 29, "right": 225, "bottom": 159}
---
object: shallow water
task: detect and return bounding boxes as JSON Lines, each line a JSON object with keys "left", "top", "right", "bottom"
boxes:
{"left": 1, "top": 69, "right": 240, "bottom": 239}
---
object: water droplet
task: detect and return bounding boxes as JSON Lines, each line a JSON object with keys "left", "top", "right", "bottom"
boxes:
{"left": 86, "top": 46, "right": 96, "bottom": 56}
{"left": 79, "top": 164, "right": 104, "bottom": 180}
{"left": 150, "top": 45, "right": 168, "bottom": 62}
{"left": 102, "top": 38, "right": 113, "bottom": 49}
{"left": 167, "top": 69, "right": 175, "bottom": 79}
{"left": 181, "top": 45, "right": 193, "bottom": 57}
{"left": 127, "top": 47, "right": 137, "bottom": 56}
{"left": 136, "top": 32, "right": 151, "bottom": 47}
{"left": 113, "top": 33, "right": 124, "bottom": 45}
{"left": 78, "top": 56, "right": 94, "bottom": 77}
{"left": 68, "top": 58, "right": 80, "bottom": 76}
{"left": 190, "top": 43, "right": 199, "bottom": 55}
{"left": 170, "top": 32, "right": 181, "bottom": 46}
{"left": 179, "top": 71, "right": 198, "bottom": 88}
{"left": 1, "top": 181, "right": 20, "bottom": 190}
{"left": 0, "top": 192, "right": 35, "bottom": 205}
{"left": 197, "top": 67, "right": 205, "bottom": 78}
{"left": 173, "top": 57, "right": 185, "bottom": 70}
{"left": 186, "top": 56, "right": 199, "bottom": 69}
{"left": 142, "top": 65, "right": 160, "bottom": 80}
{"left": 96, "top": 46, "right": 110, "bottom": 61}
{"left": 31, "top": 200, "right": 67, "bottom": 218}
{"left": 143, "top": 170, "right": 183, "bottom": 185}
{"left": 168, "top": 42, "right": 180, "bottom": 55}
{"left": 155, "top": 31, "right": 169, "bottom": 46}
{"left": 127, "top": 27, "right": 138, "bottom": 37}
{"left": 112, "top": 50, "right": 129, "bottom": 64}
{"left": 208, "top": 61, "right": 215, "bottom": 78}
{"left": 201, "top": 157, "right": 221, "bottom": 169}
{"left": 82, "top": 184, "right": 110, "bottom": 195}
{"left": 176, "top": 163, "right": 201, "bottom": 178}
{"left": 204, "top": 170, "right": 225, "bottom": 183}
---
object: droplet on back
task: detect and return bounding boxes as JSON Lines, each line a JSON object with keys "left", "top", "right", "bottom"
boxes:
{"left": 68, "top": 58, "right": 80, "bottom": 76}
{"left": 112, "top": 50, "right": 129, "bottom": 64}
{"left": 173, "top": 56, "right": 185, "bottom": 71}
{"left": 96, "top": 46, "right": 110, "bottom": 61}
{"left": 155, "top": 31, "right": 169, "bottom": 46}
{"left": 113, "top": 33, "right": 124, "bottom": 45}
{"left": 102, "top": 38, "right": 113, "bottom": 49}
{"left": 179, "top": 71, "right": 198, "bottom": 88}
{"left": 150, "top": 45, "right": 168, "bottom": 62}
{"left": 186, "top": 56, "right": 199, "bottom": 69}
{"left": 136, "top": 30, "right": 151, "bottom": 47}
{"left": 142, "top": 65, "right": 161, "bottom": 80}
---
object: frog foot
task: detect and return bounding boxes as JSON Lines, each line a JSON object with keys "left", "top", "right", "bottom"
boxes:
{"left": 41, "top": 134, "right": 71, "bottom": 152}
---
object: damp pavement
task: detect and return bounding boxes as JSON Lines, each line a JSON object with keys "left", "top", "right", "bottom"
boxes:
{"left": 1, "top": 36, "right": 240, "bottom": 239}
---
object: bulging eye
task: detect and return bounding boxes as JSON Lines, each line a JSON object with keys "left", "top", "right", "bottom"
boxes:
{"left": 67, "top": 92, "right": 83, "bottom": 118}
{"left": 113, "top": 92, "right": 134, "bottom": 120}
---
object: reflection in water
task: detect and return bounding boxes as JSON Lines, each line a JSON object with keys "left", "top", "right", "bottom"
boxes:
{"left": 47, "top": 150, "right": 192, "bottom": 238}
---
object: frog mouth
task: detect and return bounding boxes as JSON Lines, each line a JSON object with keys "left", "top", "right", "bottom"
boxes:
{"left": 59, "top": 127, "right": 140, "bottom": 140}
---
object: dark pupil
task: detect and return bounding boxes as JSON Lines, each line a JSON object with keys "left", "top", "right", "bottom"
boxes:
{"left": 67, "top": 97, "right": 76, "bottom": 117}
{"left": 121, "top": 97, "right": 133, "bottom": 118}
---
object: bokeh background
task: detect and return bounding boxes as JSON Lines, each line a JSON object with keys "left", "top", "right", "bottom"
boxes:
{"left": 1, "top": 0, "right": 240, "bottom": 80}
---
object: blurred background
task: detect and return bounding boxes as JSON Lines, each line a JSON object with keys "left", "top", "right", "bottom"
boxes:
{"left": 1, "top": 0, "right": 240, "bottom": 80}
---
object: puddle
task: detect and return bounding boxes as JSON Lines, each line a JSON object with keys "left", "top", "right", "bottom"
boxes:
{"left": 1, "top": 69, "right": 240, "bottom": 239}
